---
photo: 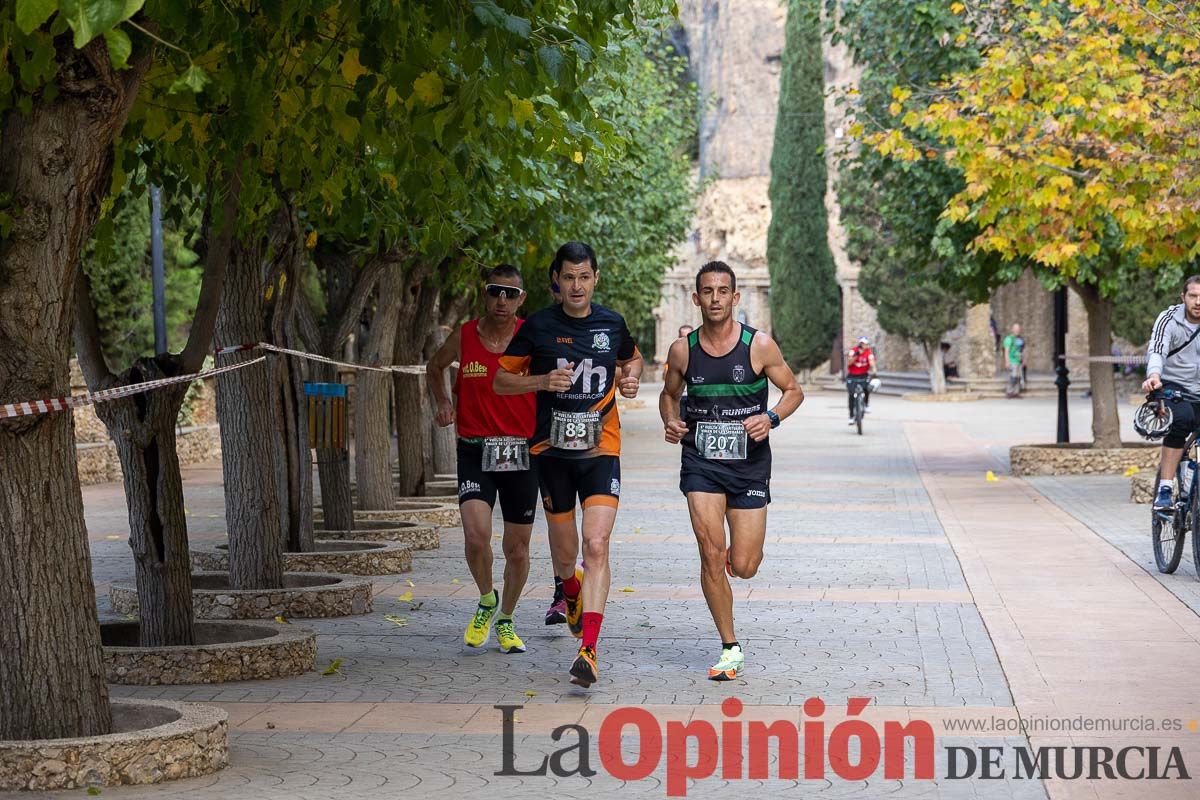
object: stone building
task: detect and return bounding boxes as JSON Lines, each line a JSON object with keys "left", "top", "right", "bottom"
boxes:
{"left": 653, "top": 0, "right": 783, "bottom": 359}
{"left": 656, "top": 0, "right": 1092, "bottom": 384}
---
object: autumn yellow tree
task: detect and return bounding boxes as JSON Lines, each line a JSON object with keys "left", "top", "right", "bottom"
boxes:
{"left": 876, "top": 0, "right": 1200, "bottom": 446}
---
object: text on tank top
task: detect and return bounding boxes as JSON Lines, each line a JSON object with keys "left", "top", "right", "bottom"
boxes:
{"left": 681, "top": 324, "right": 769, "bottom": 457}
{"left": 454, "top": 318, "right": 536, "bottom": 439}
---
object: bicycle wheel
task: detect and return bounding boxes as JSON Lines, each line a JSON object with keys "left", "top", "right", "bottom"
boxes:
{"left": 854, "top": 391, "right": 864, "bottom": 436}
{"left": 1190, "top": 470, "right": 1200, "bottom": 579}
{"left": 1153, "top": 487, "right": 1184, "bottom": 574}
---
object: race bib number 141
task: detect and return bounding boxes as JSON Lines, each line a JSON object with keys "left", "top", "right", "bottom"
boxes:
{"left": 482, "top": 437, "right": 529, "bottom": 472}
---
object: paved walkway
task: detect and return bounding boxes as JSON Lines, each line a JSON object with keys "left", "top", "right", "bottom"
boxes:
{"left": 51, "top": 388, "right": 1200, "bottom": 799}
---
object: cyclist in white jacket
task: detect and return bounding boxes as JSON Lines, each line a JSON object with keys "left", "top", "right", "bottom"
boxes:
{"left": 1143, "top": 275, "right": 1200, "bottom": 512}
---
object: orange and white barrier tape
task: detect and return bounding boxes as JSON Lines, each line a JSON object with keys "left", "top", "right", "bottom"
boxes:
{"left": 0, "top": 357, "right": 266, "bottom": 420}
{"left": 215, "top": 342, "right": 425, "bottom": 374}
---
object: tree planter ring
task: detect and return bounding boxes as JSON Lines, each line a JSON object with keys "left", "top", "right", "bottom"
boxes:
{"left": 332, "top": 499, "right": 459, "bottom": 527}
{"left": 0, "top": 699, "right": 226, "bottom": 791}
{"left": 1009, "top": 442, "right": 1160, "bottom": 477}
{"left": 190, "top": 540, "right": 411, "bottom": 575}
{"left": 315, "top": 519, "right": 440, "bottom": 550}
{"left": 421, "top": 478, "right": 457, "bottom": 497}
{"left": 101, "top": 620, "right": 316, "bottom": 685}
{"left": 109, "top": 572, "right": 372, "bottom": 619}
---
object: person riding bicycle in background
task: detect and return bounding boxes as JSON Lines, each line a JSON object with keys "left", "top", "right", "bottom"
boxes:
{"left": 845, "top": 336, "right": 876, "bottom": 425}
{"left": 1143, "top": 274, "right": 1200, "bottom": 513}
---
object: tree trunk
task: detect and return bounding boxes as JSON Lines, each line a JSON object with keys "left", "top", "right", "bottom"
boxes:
{"left": 214, "top": 238, "right": 285, "bottom": 589}
{"left": 1074, "top": 281, "right": 1122, "bottom": 449}
{"left": 98, "top": 379, "right": 196, "bottom": 646}
{"left": 392, "top": 272, "right": 438, "bottom": 496}
{"left": 307, "top": 248, "right": 393, "bottom": 528}
{"left": 265, "top": 208, "right": 315, "bottom": 554}
{"left": 424, "top": 310, "right": 456, "bottom": 477}
{"left": 925, "top": 342, "right": 947, "bottom": 395}
{"left": 395, "top": 371, "right": 428, "bottom": 496}
{"left": 0, "top": 35, "right": 149, "bottom": 740}
{"left": 355, "top": 266, "right": 404, "bottom": 510}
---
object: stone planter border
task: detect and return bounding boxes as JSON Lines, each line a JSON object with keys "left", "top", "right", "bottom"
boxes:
{"left": 328, "top": 499, "right": 460, "bottom": 527}
{"left": 1010, "top": 442, "right": 1160, "bottom": 477}
{"left": 110, "top": 571, "right": 372, "bottom": 619}
{"left": 102, "top": 620, "right": 316, "bottom": 685}
{"left": 0, "top": 699, "right": 226, "bottom": 791}
{"left": 315, "top": 519, "right": 440, "bottom": 550}
{"left": 1131, "top": 470, "right": 1155, "bottom": 504}
{"left": 191, "top": 540, "right": 411, "bottom": 575}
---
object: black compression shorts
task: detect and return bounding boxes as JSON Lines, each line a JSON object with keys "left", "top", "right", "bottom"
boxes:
{"left": 534, "top": 454, "right": 621, "bottom": 516}
{"left": 456, "top": 439, "right": 539, "bottom": 525}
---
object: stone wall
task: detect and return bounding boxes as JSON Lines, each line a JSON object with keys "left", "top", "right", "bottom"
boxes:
{"left": 655, "top": 1, "right": 785, "bottom": 357}
{"left": 1010, "top": 443, "right": 1160, "bottom": 477}
{"left": 70, "top": 361, "right": 221, "bottom": 485}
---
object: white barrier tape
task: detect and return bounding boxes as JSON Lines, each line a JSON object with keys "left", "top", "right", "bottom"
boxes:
{"left": 0, "top": 357, "right": 266, "bottom": 421}
{"left": 216, "top": 342, "right": 425, "bottom": 375}
{"left": 1060, "top": 354, "right": 1146, "bottom": 364}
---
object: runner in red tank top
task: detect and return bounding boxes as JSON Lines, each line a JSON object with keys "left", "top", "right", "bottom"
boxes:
{"left": 428, "top": 265, "right": 539, "bottom": 655}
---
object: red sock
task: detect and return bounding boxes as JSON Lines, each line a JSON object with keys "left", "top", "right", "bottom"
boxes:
{"left": 581, "top": 612, "right": 603, "bottom": 650}
{"left": 562, "top": 573, "right": 582, "bottom": 598}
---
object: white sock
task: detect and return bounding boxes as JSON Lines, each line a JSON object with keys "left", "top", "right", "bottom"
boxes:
{"left": 1160, "top": 479, "right": 1173, "bottom": 491}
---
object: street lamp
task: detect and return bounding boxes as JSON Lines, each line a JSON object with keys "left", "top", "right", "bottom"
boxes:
{"left": 1054, "top": 286, "right": 1070, "bottom": 443}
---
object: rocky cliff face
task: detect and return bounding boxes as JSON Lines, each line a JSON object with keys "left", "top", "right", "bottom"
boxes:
{"left": 654, "top": 1, "right": 785, "bottom": 358}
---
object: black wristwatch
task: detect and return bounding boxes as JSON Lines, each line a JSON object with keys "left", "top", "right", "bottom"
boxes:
{"left": 766, "top": 409, "right": 781, "bottom": 429}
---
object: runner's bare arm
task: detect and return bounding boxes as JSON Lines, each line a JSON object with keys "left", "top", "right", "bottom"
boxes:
{"left": 426, "top": 327, "right": 461, "bottom": 427}
{"left": 659, "top": 338, "right": 689, "bottom": 444}
{"left": 616, "top": 348, "right": 644, "bottom": 399}
{"left": 744, "top": 333, "right": 804, "bottom": 441}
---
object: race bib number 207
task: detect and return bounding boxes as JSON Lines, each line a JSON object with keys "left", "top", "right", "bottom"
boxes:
{"left": 696, "top": 421, "right": 748, "bottom": 460}
{"left": 550, "top": 410, "right": 601, "bottom": 451}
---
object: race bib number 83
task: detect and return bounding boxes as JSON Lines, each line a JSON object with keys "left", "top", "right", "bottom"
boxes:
{"left": 550, "top": 410, "right": 601, "bottom": 451}
{"left": 696, "top": 421, "right": 747, "bottom": 460}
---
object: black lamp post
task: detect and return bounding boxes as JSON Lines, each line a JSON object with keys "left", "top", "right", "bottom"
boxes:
{"left": 1054, "top": 286, "right": 1070, "bottom": 443}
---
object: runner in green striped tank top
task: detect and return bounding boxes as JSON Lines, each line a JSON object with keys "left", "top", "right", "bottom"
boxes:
{"left": 659, "top": 261, "right": 805, "bottom": 681}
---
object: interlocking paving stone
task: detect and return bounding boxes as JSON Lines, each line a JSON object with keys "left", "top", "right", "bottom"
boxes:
{"left": 75, "top": 389, "right": 1052, "bottom": 798}
{"left": 1025, "top": 474, "right": 1200, "bottom": 616}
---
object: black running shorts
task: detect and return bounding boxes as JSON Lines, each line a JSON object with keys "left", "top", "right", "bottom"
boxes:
{"left": 534, "top": 454, "right": 621, "bottom": 516}
{"left": 456, "top": 439, "right": 539, "bottom": 525}
{"left": 680, "top": 464, "right": 771, "bottom": 510}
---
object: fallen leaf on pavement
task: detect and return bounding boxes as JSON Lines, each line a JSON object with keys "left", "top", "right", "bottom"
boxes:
{"left": 620, "top": 587, "right": 635, "bottom": 593}
{"left": 397, "top": 590, "right": 413, "bottom": 602}
{"left": 525, "top": 690, "right": 537, "bottom": 697}
{"left": 274, "top": 615, "right": 290, "bottom": 625}
{"left": 322, "top": 658, "right": 343, "bottom": 675}
{"left": 1124, "top": 466, "right": 1139, "bottom": 477}
{"left": 384, "top": 615, "right": 408, "bottom": 627}
{"left": 985, "top": 470, "right": 999, "bottom": 482}
{"left": 451, "top": 578, "right": 461, "bottom": 585}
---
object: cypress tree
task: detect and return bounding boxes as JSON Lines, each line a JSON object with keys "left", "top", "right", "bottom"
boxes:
{"left": 767, "top": 0, "right": 840, "bottom": 369}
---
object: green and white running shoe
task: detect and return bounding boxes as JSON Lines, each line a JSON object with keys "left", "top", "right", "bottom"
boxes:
{"left": 708, "top": 645, "right": 744, "bottom": 681}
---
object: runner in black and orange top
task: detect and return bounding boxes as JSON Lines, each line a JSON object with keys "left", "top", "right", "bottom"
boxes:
{"left": 494, "top": 241, "right": 643, "bottom": 687}
{"left": 428, "top": 265, "right": 538, "bottom": 655}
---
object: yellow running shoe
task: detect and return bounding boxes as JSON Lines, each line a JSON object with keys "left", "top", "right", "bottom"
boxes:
{"left": 464, "top": 598, "right": 497, "bottom": 648}
{"left": 569, "top": 645, "right": 598, "bottom": 687}
{"left": 565, "top": 565, "right": 585, "bottom": 638}
{"left": 496, "top": 619, "right": 526, "bottom": 654}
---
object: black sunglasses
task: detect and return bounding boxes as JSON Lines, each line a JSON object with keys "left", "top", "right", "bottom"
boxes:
{"left": 485, "top": 284, "right": 524, "bottom": 299}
